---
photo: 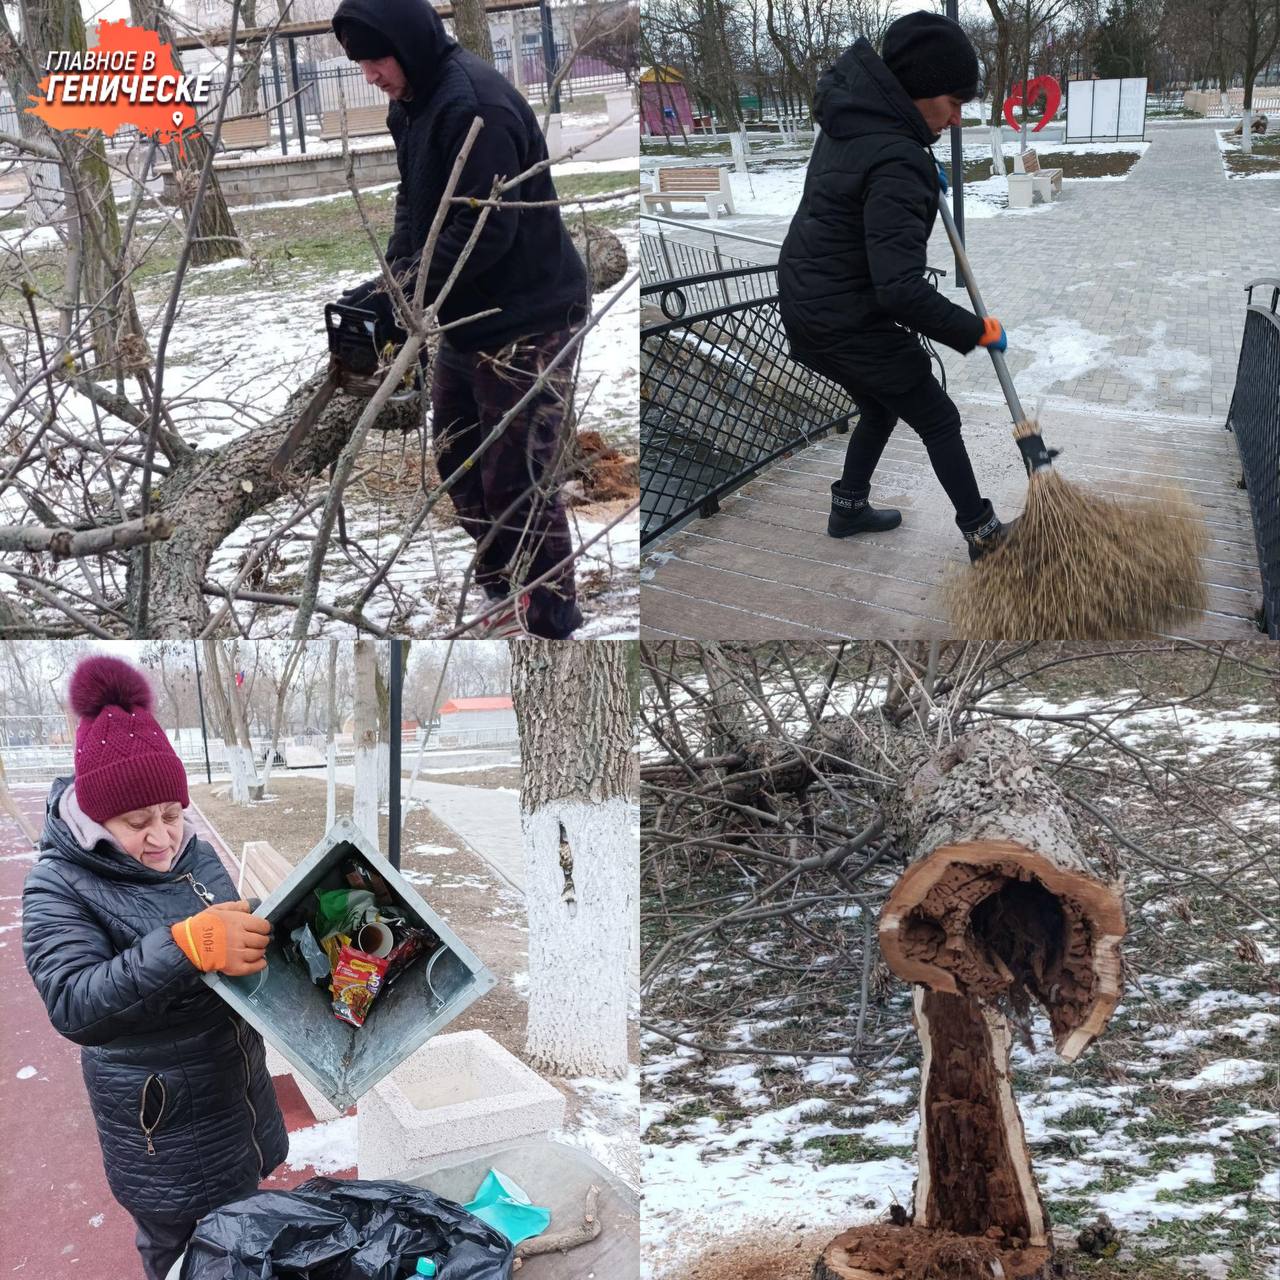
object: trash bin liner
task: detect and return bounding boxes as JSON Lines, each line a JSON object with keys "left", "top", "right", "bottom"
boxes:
{"left": 180, "top": 1177, "right": 514, "bottom": 1280}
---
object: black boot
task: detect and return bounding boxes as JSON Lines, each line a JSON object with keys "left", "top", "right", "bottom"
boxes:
{"left": 828, "top": 483, "right": 902, "bottom": 538}
{"left": 959, "top": 498, "right": 1019, "bottom": 562}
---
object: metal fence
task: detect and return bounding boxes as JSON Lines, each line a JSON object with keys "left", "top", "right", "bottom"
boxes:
{"left": 1227, "top": 277, "right": 1280, "bottom": 637}
{"left": 641, "top": 267, "right": 858, "bottom": 545}
{"left": 640, "top": 214, "right": 782, "bottom": 286}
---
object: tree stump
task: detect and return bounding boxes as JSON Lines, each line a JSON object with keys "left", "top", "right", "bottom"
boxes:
{"left": 814, "top": 724, "right": 1123, "bottom": 1280}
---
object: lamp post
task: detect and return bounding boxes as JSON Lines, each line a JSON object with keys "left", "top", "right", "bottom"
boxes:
{"left": 946, "top": 0, "right": 965, "bottom": 287}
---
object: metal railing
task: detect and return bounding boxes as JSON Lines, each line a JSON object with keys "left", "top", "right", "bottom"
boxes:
{"left": 640, "top": 260, "right": 952, "bottom": 546}
{"left": 1227, "top": 277, "right": 1280, "bottom": 637}
{"left": 640, "top": 214, "right": 782, "bottom": 286}
{"left": 641, "top": 268, "right": 857, "bottom": 545}
{"left": 642, "top": 261, "right": 778, "bottom": 317}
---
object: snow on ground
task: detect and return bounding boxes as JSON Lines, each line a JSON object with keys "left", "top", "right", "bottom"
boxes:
{"left": 284, "top": 1113, "right": 359, "bottom": 1174}
{"left": 1215, "top": 127, "right": 1280, "bottom": 180}
{"left": 557, "top": 1063, "right": 641, "bottom": 1192}
{"left": 643, "top": 672, "right": 1279, "bottom": 1279}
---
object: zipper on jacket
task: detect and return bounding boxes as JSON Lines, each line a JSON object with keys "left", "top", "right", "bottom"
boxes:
{"left": 182, "top": 872, "right": 217, "bottom": 906}
{"left": 233, "top": 1020, "right": 266, "bottom": 1174}
{"left": 139, "top": 1073, "right": 167, "bottom": 1156}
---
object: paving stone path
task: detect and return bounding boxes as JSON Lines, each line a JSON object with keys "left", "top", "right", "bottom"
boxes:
{"left": 645, "top": 121, "right": 1278, "bottom": 421}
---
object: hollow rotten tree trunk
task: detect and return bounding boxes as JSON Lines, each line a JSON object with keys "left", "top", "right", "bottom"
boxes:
{"left": 804, "top": 719, "right": 1125, "bottom": 1280}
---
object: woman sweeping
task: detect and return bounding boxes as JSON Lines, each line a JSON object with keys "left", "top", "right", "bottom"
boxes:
{"left": 779, "top": 11, "right": 1017, "bottom": 560}
{"left": 22, "top": 655, "right": 288, "bottom": 1280}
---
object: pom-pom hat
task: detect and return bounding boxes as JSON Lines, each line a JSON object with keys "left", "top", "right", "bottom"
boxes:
{"left": 68, "top": 655, "right": 189, "bottom": 823}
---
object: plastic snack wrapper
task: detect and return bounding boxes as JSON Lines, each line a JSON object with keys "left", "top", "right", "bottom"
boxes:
{"left": 330, "top": 943, "right": 390, "bottom": 1027}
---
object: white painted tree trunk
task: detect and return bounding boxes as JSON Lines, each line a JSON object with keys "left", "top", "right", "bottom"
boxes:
{"left": 1241, "top": 108, "right": 1253, "bottom": 155}
{"left": 990, "top": 123, "right": 1007, "bottom": 176}
{"left": 521, "top": 796, "right": 634, "bottom": 1079}
{"left": 353, "top": 639, "right": 380, "bottom": 849}
{"left": 512, "top": 640, "right": 633, "bottom": 1080}
{"left": 325, "top": 639, "right": 338, "bottom": 832}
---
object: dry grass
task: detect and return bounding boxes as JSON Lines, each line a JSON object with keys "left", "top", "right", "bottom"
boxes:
{"left": 945, "top": 422, "right": 1208, "bottom": 639}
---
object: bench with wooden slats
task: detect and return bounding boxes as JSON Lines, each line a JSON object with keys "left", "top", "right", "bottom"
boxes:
{"left": 236, "top": 839, "right": 293, "bottom": 903}
{"left": 318, "top": 104, "right": 388, "bottom": 141}
{"left": 641, "top": 165, "right": 736, "bottom": 219}
{"left": 1007, "top": 147, "right": 1062, "bottom": 207}
{"left": 218, "top": 115, "right": 272, "bottom": 151}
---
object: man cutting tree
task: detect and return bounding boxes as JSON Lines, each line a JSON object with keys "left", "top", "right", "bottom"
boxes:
{"left": 331, "top": 0, "right": 590, "bottom": 637}
{"left": 779, "top": 11, "right": 1017, "bottom": 561}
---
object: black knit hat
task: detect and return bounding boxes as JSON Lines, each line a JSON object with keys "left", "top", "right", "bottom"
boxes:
{"left": 335, "top": 17, "right": 395, "bottom": 62}
{"left": 881, "top": 12, "right": 980, "bottom": 101}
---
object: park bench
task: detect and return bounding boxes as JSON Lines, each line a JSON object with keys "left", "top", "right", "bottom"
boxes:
{"left": 217, "top": 115, "right": 272, "bottom": 151}
{"left": 235, "top": 838, "right": 293, "bottom": 902}
{"left": 1007, "top": 147, "right": 1062, "bottom": 208}
{"left": 641, "top": 166, "right": 736, "bottom": 219}
{"left": 318, "top": 104, "right": 388, "bottom": 141}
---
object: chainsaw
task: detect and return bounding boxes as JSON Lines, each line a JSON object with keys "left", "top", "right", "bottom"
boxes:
{"left": 269, "top": 301, "right": 421, "bottom": 481}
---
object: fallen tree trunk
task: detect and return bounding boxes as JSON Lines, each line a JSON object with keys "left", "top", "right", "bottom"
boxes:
{"left": 878, "top": 724, "right": 1125, "bottom": 1062}
{"left": 813, "top": 722, "right": 1123, "bottom": 1280}
{"left": 127, "top": 372, "right": 417, "bottom": 636}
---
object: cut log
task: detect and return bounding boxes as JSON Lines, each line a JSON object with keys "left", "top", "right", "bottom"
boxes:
{"left": 878, "top": 725, "right": 1124, "bottom": 1063}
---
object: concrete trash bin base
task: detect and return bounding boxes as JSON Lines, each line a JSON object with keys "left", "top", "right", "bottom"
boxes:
{"left": 205, "top": 817, "right": 496, "bottom": 1112}
{"left": 358, "top": 1029, "right": 566, "bottom": 1179}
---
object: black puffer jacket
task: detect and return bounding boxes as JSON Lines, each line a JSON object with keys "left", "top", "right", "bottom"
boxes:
{"left": 22, "top": 779, "right": 288, "bottom": 1221}
{"left": 333, "top": 0, "right": 590, "bottom": 352}
{"left": 779, "top": 39, "right": 986, "bottom": 392}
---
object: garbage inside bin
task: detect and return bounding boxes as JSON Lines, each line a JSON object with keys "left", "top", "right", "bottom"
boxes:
{"left": 463, "top": 1169, "right": 551, "bottom": 1246}
{"left": 204, "top": 817, "right": 497, "bottom": 1110}
{"left": 180, "top": 1176, "right": 514, "bottom": 1280}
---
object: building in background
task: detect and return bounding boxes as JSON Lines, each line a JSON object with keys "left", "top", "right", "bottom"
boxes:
{"left": 435, "top": 696, "right": 518, "bottom": 747}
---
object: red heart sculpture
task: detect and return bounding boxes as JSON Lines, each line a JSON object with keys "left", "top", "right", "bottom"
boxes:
{"left": 1002, "top": 75, "right": 1062, "bottom": 132}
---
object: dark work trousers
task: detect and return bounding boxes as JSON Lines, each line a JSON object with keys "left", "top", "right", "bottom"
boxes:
{"left": 837, "top": 371, "right": 986, "bottom": 528}
{"left": 431, "top": 327, "right": 582, "bottom": 639}
{"left": 131, "top": 1209, "right": 198, "bottom": 1280}
{"left": 130, "top": 1178, "right": 260, "bottom": 1279}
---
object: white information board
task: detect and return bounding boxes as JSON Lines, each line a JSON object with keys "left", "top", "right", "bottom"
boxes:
{"left": 1066, "top": 77, "right": 1148, "bottom": 141}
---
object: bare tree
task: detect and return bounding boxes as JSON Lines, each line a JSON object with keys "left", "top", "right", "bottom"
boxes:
{"left": 452, "top": 0, "right": 496, "bottom": 63}
{"left": 512, "top": 638, "right": 634, "bottom": 1079}
{"left": 352, "top": 638, "right": 380, "bottom": 847}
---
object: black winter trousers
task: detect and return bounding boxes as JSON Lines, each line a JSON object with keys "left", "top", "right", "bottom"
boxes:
{"left": 131, "top": 1209, "right": 196, "bottom": 1280}
{"left": 131, "top": 1178, "right": 260, "bottom": 1279}
{"left": 836, "top": 372, "right": 986, "bottom": 527}
{"left": 432, "top": 327, "right": 582, "bottom": 639}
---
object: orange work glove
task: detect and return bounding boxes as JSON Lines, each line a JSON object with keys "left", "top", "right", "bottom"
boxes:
{"left": 977, "top": 316, "right": 1007, "bottom": 352}
{"left": 172, "top": 900, "right": 271, "bottom": 975}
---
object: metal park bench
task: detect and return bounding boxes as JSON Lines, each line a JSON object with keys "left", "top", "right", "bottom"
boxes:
{"left": 1007, "top": 148, "right": 1063, "bottom": 207}
{"left": 641, "top": 166, "right": 736, "bottom": 219}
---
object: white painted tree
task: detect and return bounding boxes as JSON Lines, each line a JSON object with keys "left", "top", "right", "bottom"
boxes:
{"left": 202, "top": 639, "right": 259, "bottom": 805}
{"left": 259, "top": 639, "right": 308, "bottom": 791}
{"left": 352, "top": 639, "right": 381, "bottom": 849}
{"left": 511, "top": 639, "right": 634, "bottom": 1079}
{"left": 326, "top": 639, "right": 339, "bottom": 832}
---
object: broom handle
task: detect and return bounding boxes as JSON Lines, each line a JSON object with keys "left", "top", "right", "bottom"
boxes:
{"left": 935, "top": 194, "right": 1028, "bottom": 426}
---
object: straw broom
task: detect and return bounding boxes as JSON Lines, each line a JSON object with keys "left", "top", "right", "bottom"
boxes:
{"left": 934, "top": 194, "right": 1207, "bottom": 638}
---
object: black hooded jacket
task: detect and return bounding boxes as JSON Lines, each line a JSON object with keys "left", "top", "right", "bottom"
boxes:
{"left": 778, "top": 39, "right": 986, "bottom": 385}
{"left": 22, "top": 778, "right": 287, "bottom": 1221}
{"left": 332, "top": 0, "right": 590, "bottom": 352}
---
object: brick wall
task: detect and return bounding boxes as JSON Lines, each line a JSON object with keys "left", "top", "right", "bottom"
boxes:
{"left": 158, "top": 143, "right": 399, "bottom": 207}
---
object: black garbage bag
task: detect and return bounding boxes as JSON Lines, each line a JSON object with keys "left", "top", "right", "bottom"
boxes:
{"left": 180, "top": 1177, "right": 514, "bottom": 1280}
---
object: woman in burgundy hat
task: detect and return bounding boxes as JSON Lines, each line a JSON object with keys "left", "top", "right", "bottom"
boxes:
{"left": 22, "top": 654, "right": 288, "bottom": 1280}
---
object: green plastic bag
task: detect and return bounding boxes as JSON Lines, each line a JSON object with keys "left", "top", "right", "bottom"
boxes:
{"left": 313, "top": 889, "right": 376, "bottom": 940}
{"left": 462, "top": 1168, "right": 551, "bottom": 1245}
